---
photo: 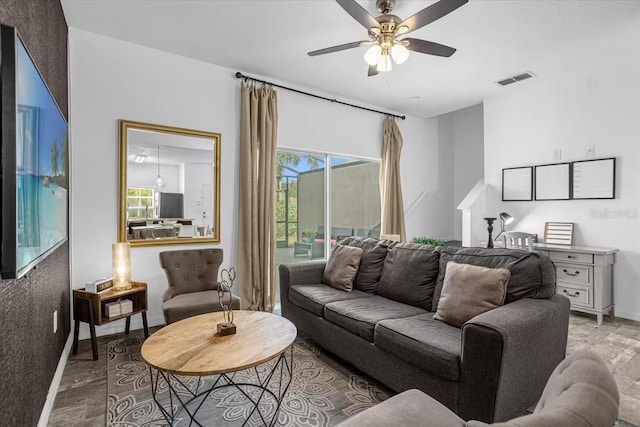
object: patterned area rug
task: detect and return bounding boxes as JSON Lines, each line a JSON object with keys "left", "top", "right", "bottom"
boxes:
{"left": 107, "top": 336, "right": 391, "bottom": 426}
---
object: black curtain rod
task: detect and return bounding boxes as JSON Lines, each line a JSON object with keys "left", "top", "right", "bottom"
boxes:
{"left": 235, "top": 72, "right": 406, "bottom": 120}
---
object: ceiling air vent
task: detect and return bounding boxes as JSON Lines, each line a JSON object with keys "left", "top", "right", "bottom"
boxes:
{"left": 496, "top": 71, "right": 536, "bottom": 86}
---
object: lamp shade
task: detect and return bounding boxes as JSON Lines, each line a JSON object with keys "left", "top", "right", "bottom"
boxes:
{"left": 364, "top": 45, "right": 381, "bottom": 66}
{"left": 112, "top": 242, "right": 132, "bottom": 290}
{"left": 391, "top": 43, "right": 410, "bottom": 64}
{"left": 500, "top": 212, "right": 514, "bottom": 225}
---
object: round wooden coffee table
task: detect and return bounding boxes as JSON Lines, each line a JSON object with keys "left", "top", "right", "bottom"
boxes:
{"left": 141, "top": 310, "right": 297, "bottom": 426}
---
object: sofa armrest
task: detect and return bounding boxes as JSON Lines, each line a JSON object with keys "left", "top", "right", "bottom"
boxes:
{"left": 458, "top": 294, "right": 570, "bottom": 422}
{"left": 278, "top": 261, "right": 326, "bottom": 317}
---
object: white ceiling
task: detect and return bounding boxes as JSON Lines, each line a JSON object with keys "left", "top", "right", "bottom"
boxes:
{"left": 61, "top": 0, "right": 640, "bottom": 118}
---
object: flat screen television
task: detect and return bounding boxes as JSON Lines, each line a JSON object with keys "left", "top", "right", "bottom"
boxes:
{"left": 158, "top": 192, "right": 184, "bottom": 219}
{"left": 0, "top": 25, "right": 68, "bottom": 279}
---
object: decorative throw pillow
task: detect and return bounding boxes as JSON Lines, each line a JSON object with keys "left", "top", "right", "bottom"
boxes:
{"left": 434, "top": 261, "right": 510, "bottom": 328}
{"left": 322, "top": 245, "right": 364, "bottom": 291}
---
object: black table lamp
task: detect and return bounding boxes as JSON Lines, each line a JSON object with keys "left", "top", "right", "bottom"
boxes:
{"left": 483, "top": 217, "right": 497, "bottom": 248}
{"left": 494, "top": 212, "right": 514, "bottom": 241}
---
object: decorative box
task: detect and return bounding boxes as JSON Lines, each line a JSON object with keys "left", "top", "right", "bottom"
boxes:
{"left": 104, "top": 301, "right": 121, "bottom": 318}
{"left": 119, "top": 299, "right": 133, "bottom": 315}
{"left": 86, "top": 277, "right": 113, "bottom": 293}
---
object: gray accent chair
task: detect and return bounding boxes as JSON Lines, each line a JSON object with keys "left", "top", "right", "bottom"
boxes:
{"left": 279, "top": 238, "right": 571, "bottom": 423}
{"left": 337, "top": 349, "right": 619, "bottom": 427}
{"left": 159, "top": 249, "right": 240, "bottom": 324}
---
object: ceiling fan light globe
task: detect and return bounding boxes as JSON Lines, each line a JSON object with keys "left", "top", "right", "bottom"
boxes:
{"left": 391, "top": 43, "right": 409, "bottom": 64}
{"left": 364, "top": 44, "right": 382, "bottom": 65}
{"left": 377, "top": 54, "right": 393, "bottom": 72}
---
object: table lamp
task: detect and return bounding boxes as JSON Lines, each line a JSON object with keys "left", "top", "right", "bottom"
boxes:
{"left": 483, "top": 217, "right": 497, "bottom": 248}
{"left": 112, "top": 242, "right": 132, "bottom": 290}
{"left": 494, "top": 212, "right": 514, "bottom": 241}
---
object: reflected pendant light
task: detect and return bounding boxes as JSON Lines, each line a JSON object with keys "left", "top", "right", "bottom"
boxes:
{"left": 154, "top": 145, "right": 166, "bottom": 189}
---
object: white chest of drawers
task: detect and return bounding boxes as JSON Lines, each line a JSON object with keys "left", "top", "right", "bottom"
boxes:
{"left": 533, "top": 243, "right": 618, "bottom": 325}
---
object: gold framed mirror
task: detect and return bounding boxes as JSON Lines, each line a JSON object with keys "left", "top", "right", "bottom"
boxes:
{"left": 118, "top": 120, "right": 221, "bottom": 247}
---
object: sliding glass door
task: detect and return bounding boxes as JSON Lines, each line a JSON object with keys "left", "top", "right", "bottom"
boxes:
{"left": 275, "top": 150, "right": 380, "bottom": 304}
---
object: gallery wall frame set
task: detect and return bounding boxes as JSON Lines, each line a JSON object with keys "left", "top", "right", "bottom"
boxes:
{"left": 502, "top": 157, "right": 615, "bottom": 202}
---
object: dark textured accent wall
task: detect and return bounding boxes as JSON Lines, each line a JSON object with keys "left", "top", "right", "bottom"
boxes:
{"left": 0, "top": 1, "right": 69, "bottom": 425}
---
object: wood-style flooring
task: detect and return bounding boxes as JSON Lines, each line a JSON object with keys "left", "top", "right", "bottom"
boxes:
{"left": 48, "top": 313, "right": 640, "bottom": 426}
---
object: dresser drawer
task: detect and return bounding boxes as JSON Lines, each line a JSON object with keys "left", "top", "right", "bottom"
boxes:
{"left": 557, "top": 285, "right": 592, "bottom": 308}
{"left": 549, "top": 251, "right": 593, "bottom": 264}
{"left": 556, "top": 265, "right": 591, "bottom": 285}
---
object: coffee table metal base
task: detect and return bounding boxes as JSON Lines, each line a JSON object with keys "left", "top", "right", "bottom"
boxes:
{"left": 149, "top": 346, "right": 293, "bottom": 426}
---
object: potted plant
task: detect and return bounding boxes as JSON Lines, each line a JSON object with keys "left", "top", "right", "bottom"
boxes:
{"left": 302, "top": 229, "right": 315, "bottom": 243}
{"left": 411, "top": 236, "right": 447, "bottom": 246}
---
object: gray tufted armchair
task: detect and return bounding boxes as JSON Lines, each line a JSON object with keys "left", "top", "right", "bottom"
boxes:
{"left": 159, "top": 249, "right": 241, "bottom": 324}
{"left": 337, "top": 349, "right": 619, "bottom": 427}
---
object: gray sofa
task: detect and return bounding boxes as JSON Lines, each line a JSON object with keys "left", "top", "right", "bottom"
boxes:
{"left": 279, "top": 237, "right": 571, "bottom": 423}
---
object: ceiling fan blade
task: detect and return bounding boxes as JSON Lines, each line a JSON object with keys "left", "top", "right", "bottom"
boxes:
{"left": 336, "top": 0, "right": 381, "bottom": 30}
{"left": 400, "top": 0, "right": 468, "bottom": 33}
{"left": 405, "top": 38, "right": 456, "bottom": 57}
{"left": 368, "top": 64, "right": 379, "bottom": 77}
{"left": 308, "top": 40, "right": 369, "bottom": 56}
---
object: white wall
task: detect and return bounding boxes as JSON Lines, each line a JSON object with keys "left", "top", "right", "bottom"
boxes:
{"left": 69, "top": 28, "right": 449, "bottom": 337}
{"left": 128, "top": 162, "right": 180, "bottom": 193}
{"left": 440, "top": 104, "right": 484, "bottom": 240}
{"left": 183, "top": 163, "right": 212, "bottom": 228}
{"left": 483, "top": 16, "right": 640, "bottom": 320}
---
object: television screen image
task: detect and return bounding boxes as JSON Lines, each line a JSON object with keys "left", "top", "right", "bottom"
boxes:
{"left": 16, "top": 37, "right": 68, "bottom": 272}
{"left": 1, "top": 25, "right": 68, "bottom": 278}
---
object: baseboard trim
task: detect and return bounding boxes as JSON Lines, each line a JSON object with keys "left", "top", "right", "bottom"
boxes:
{"left": 38, "top": 329, "right": 74, "bottom": 427}
{"left": 77, "top": 314, "right": 165, "bottom": 340}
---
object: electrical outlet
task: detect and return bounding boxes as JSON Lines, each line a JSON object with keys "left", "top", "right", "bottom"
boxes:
{"left": 553, "top": 149, "right": 562, "bottom": 161}
{"left": 53, "top": 310, "right": 58, "bottom": 333}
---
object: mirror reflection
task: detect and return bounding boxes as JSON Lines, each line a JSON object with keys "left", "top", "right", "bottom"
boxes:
{"left": 118, "top": 120, "right": 220, "bottom": 246}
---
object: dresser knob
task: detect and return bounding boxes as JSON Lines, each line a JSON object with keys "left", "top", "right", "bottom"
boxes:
{"left": 562, "top": 289, "right": 580, "bottom": 297}
{"left": 563, "top": 269, "right": 580, "bottom": 277}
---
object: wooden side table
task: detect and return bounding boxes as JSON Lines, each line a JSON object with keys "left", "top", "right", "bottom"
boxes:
{"left": 73, "top": 281, "right": 149, "bottom": 360}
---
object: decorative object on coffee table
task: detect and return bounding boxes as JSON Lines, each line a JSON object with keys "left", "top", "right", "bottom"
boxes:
{"left": 483, "top": 217, "right": 497, "bottom": 248}
{"left": 217, "top": 267, "right": 237, "bottom": 336}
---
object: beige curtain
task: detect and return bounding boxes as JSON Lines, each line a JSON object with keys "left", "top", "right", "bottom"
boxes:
{"left": 380, "top": 116, "right": 406, "bottom": 242}
{"left": 237, "top": 82, "right": 278, "bottom": 311}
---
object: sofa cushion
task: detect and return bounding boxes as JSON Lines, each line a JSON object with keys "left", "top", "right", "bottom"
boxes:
{"left": 434, "top": 261, "right": 510, "bottom": 328}
{"left": 432, "top": 247, "right": 556, "bottom": 312}
{"left": 289, "top": 284, "right": 373, "bottom": 317}
{"left": 376, "top": 243, "right": 441, "bottom": 310}
{"left": 162, "top": 290, "right": 240, "bottom": 324}
{"left": 324, "top": 296, "right": 427, "bottom": 342}
{"left": 340, "top": 237, "right": 392, "bottom": 293}
{"left": 375, "top": 313, "right": 462, "bottom": 381}
{"left": 322, "top": 244, "right": 363, "bottom": 291}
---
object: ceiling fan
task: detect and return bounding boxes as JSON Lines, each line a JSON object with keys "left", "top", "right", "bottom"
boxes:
{"left": 308, "top": 0, "right": 468, "bottom": 76}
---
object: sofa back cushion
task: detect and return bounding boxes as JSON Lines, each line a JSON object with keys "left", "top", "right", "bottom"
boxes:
{"left": 322, "top": 244, "right": 363, "bottom": 291}
{"left": 431, "top": 247, "right": 556, "bottom": 312}
{"left": 434, "top": 261, "right": 510, "bottom": 328}
{"left": 340, "top": 237, "right": 392, "bottom": 293}
{"left": 376, "top": 243, "right": 441, "bottom": 310}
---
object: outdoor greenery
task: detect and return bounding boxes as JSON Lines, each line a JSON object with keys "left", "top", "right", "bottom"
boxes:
{"left": 411, "top": 236, "right": 447, "bottom": 246}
